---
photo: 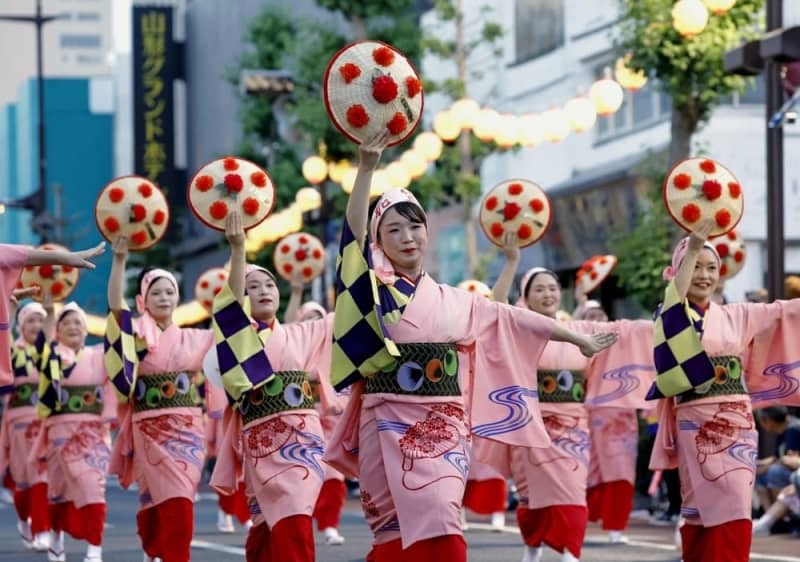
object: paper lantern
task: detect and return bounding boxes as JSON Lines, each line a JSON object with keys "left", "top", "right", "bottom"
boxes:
{"left": 400, "top": 150, "right": 428, "bottom": 180}
{"left": 589, "top": 69, "right": 624, "bottom": 116}
{"left": 341, "top": 167, "right": 358, "bottom": 194}
{"left": 518, "top": 114, "right": 544, "bottom": 147}
{"left": 413, "top": 131, "right": 444, "bottom": 161}
{"left": 302, "top": 156, "right": 328, "bottom": 184}
{"left": 615, "top": 55, "right": 648, "bottom": 92}
{"left": 328, "top": 160, "right": 351, "bottom": 183}
{"left": 703, "top": 0, "right": 735, "bottom": 16}
{"left": 295, "top": 187, "right": 321, "bottom": 212}
{"left": 564, "top": 97, "right": 597, "bottom": 133}
{"left": 450, "top": 97, "right": 480, "bottom": 130}
{"left": 433, "top": 110, "right": 460, "bottom": 141}
{"left": 494, "top": 114, "right": 521, "bottom": 148}
{"left": 672, "top": 0, "right": 709, "bottom": 37}
{"left": 542, "top": 107, "right": 570, "bottom": 143}
{"left": 472, "top": 108, "right": 500, "bottom": 142}
{"left": 386, "top": 161, "right": 412, "bottom": 189}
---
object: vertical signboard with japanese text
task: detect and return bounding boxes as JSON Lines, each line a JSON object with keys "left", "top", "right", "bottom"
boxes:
{"left": 132, "top": 5, "right": 181, "bottom": 238}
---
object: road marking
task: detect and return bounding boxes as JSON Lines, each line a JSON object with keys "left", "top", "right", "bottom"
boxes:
{"left": 191, "top": 540, "right": 245, "bottom": 556}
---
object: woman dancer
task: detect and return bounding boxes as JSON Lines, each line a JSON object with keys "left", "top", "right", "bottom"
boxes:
{"left": 33, "top": 301, "right": 115, "bottom": 562}
{"left": 210, "top": 211, "right": 335, "bottom": 562}
{"left": 106, "top": 236, "right": 214, "bottom": 562}
{"left": 649, "top": 220, "right": 800, "bottom": 562}
{"left": 322, "top": 131, "right": 617, "bottom": 562}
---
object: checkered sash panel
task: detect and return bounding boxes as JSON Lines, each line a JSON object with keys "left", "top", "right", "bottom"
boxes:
{"left": 104, "top": 305, "right": 146, "bottom": 401}
{"left": 645, "top": 281, "right": 715, "bottom": 400}
{"left": 212, "top": 283, "right": 275, "bottom": 408}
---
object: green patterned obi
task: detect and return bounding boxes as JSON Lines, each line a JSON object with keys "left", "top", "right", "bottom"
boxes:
{"left": 676, "top": 355, "right": 745, "bottom": 404}
{"left": 537, "top": 370, "right": 586, "bottom": 403}
{"left": 51, "top": 384, "right": 104, "bottom": 416}
{"left": 239, "top": 371, "right": 314, "bottom": 426}
{"left": 9, "top": 383, "right": 38, "bottom": 409}
{"left": 364, "top": 343, "right": 460, "bottom": 397}
{"left": 133, "top": 372, "right": 201, "bottom": 413}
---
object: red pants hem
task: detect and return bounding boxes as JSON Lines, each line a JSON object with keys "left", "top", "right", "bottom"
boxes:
{"left": 218, "top": 482, "right": 250, "bottom": 524}
{"left": 313, "top": 479, "right": 347, "bottom": 530}
{"left": 245, "top": 515, "right": 315, "bottom": 562}
{"left": 681, "top": 519, "right": 752, "bottom": 562}
{"left": 462, "top": 478, "right": 507, "bottom": 514}
{"left": 516, "top": 505, "right": 587, "bottom": 558}
{"left": 586, "top": 480, "right": 633, "bottom": 530}
{"left": 137, "top": 498, "right": 193, "bottom": 562}
{"left": 367, "top": 535, "right": 466, "bottom": 562}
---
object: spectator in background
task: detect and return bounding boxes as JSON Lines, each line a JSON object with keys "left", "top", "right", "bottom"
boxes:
{"left": 745, "top": 288, "right": 769, "bottom": 304}
{"left": 755, "top": 407, "right": 800, "bottom": 512}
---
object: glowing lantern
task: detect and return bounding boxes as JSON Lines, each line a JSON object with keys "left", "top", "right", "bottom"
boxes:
{"left": 413, "top": 131, "right": 444, "bottom": 161}
{"left": 450, "top": 97, "right": 480, "bottom": 130}
{"left": 564, "top": 97, "right": 597, "bottom": 133}
{"left": 672, "top": 0, "right": 709, "bottom": 37}
{"left": 341, "top": 167, "right": 358, "bottom": 194}
{"left": 589, "top": 68, "right": 624, "bottom": 116}
{"left": 518, "top": 114, "right": 544, "bottom": 147}
{"left": 493, "top": 114, "right": 521, "bottom": 148}
{"left": 703, "top": 0, "right": 735, "bottom": 15}
{"left": 302, "top": 155, "right": 327, "bottom": 184}
{"left": 400, "top": 150, "right": 428, "bottom": 180}
{"left": 472, "top": 108, "right": 500, "bottom": 142}
{"left": 285, "top": 203, "right": 303, "bottom": 233}
{"left": 370, "top": 169, "right": 391, "bottom": 197}
{"left": 433, "top": 110, "right": 460, "bottom": 141}
{"left": 386, "top": 161, "right": 412, "bottom": 189}
{"left": 328, "top": 160, "right": 351, "bottom": 183}
{"left": 542, "top": 107, "right": 570, "bottom": 143}
{"left": 614, "top": 55, "right": 648, "bottom": 92}
{"left": 295, "top": 187, "right": 321, "bottom": 212}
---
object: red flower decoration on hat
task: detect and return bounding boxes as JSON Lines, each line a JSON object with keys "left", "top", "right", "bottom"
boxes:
{"left": 727, "top": 231, "right": 737, "bottom": 240}
{"left": 242, "top": 197, "right": 260, "bottom": 216}
{"left": 701, "top": 180, "right": 722, "bottom": 201}
{"left": 699, "top": 160, "right": 716, "bottom": 174}
{"left": 720, "top": 264, "right": 729, "bottom": 276}
{"left": 302, "top": 267, "right": 314, "bottom": 278}
{"left": 406, "top": 76, "right": 421, "bottom": 98}
{"left": 196, "top": 175, "right": 214, "bottom": 192}
{"left": 109, "top": 187, "right": 125, "bottom": 203}
{"left": 51, "top": 281, "right": 64, "bottom": 297}
{"left": 681, "top": 203, "right": 701, "bottom": 223}
{"left": 485, "top": 196, "right": 498, "bottom": 211}
{"left": 715, "top": 243, "right": 729, "bottom": 258}
{"left": 373, "top": 46, "right": 395, "bottom": 67}
{"left": 298, "top": 235, "right": 308, "bottom": 244}
{"left": 251, "top": 171, "right": 267, "bottom": 188}
{"left": 210, "top": 200, "right": 229, "bottom": 220}
{"left": 312, "top": 249, "right": 322, "bottom": 259}
{"left": 728, "top": 182, "right": 741, "bottom": 198}
{"left": 529, "top": 198, "right": 544, "bottom": 213}
{"left": 590, "top": 271, "right": 599, "bottom": 280}
{"left": 283, "top": 263, "right": 294, "bottom": 275}
{"left": 153, "top": 210, "right": 166, "bottom": 226}
{"left": 503, "top": 202, "right": 521, "bottom": 221}
{"left": 224, "top": 174, "right": 244, "bottom": 193}
{"left": 346, "top": 104, "right": 370, "bottom": 128}
{"left": 386, "top": 112, "right": 408, "bottom": 135}
{"left": 223, "top": 157, "right": 239, "bottom": 171}
{"left": 213, "top": 287, "right": 222, "bottom": 296}
{"left": 62, "top": 266, "right": 73, "bottom": 274}
{"left": 715, "top": 209, "right": 732, "bottom": 228}
{"left": 295, "top": 249, "right": 308, "bottom": 262}
{"left": 518, "top": 224, "right": 533, "bottom": 239}
{"left": 372, "top": 75, "right": 399, "bottom": 104}
{"left": 673, "top": 173, "right": 692, "bottom": 190}
{"left": 280, "top": 244, "right": 290, "bottom": 254}
{"left": 138, "top": 183, "right": 153, "bottom": 198}
{"left": 339, "top": 63, "right": 361, "bottom": 84}
{"left": 200, "top": 280, "right": 209, "bottom": 289}
{"left": 131, "top": 231, "right": 148, "bottom": 246}
{"left": 104, "top": 217, "right": 120, "bottom": 233}
{"left": 508, "top": 182, "right": 523, "bottom": 196}
{"left": 39, "top": 265, "right": 54, "bottom": 279}
{"left": 734, "top": 250, "right": 744, "bottom": 262}
{"left": 131, "top": 204, "right": 147, "bottom": 223}
{"left": 490, "top": 222, "right": 504, "bottom": 238}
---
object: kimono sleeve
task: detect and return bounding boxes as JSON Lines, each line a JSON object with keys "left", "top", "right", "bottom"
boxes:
{"left": 283, "top": 313, "right": 334, "bottom": 379}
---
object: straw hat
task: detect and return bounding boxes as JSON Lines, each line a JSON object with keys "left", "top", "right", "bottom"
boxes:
{"left": 479, "top": 179, "right": 552, "bottom": 248}
{"left": 95, "top": 176, "right": 169, "bottom": 251}
{"left": 712, "top": 230, "right": 746, "bottom": 281}
{"left": 323, "top": 40, "right": 424, "bottom": 147}
{"left": 187, "top": 157, "right": 275, "bottom": 231}
{"left": 664, "top": 157, "right": 743, "bottom": 238}
{"left": 456, "top": 279, "right": 492, "bottom": 299}
{"left": 194, "top": 267, "right": 229, "bottom": 313}
{"left": 18, "top": 243, "right": 80, "bottom": 302}
{"left": 576, "top": 255, "right": 617, "bottom": 295}
{"left": 273, "top": 233, "right": 326, "bottom": 282}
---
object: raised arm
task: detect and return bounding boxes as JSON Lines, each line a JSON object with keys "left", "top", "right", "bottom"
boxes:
{"left": 283, "top": 280, "right": 304, "bottom": 323}
{"left": 107, "top": 236, "right": 128, "bottom": 312}
{"left": 224, "top": 211, "right": 246, "bottom": 303}
{"left": 673, "top": 219, "right": 715, "bottom": 301}
{"left": 42, "top": 290, "right": 55, "bottom": 340}
{"left": 491, "top": 232, "right": 520, "bottom": 304}
{"left": 26, "top": 242, "right": 105, "bottom": 268}
{"left": 346, "top": 130, "right": 391, "bottom": 248}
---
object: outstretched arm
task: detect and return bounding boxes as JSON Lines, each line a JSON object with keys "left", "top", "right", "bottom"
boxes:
{"left": 346, "top": 130, "right": 391, "bottom": 248}
{"left": 549, "top": 322, "right": 618, "bottom": 358}
{"left": 107, "top": 237, "right": 128, "bottom": 312}
{"left": 224, "top": 211, "right": 246, "bottom": 303}
{"left": 26, "top": 242, "right": 105, "bottom": 269}
{"left": 491, "top": 232, "right": 520, "bottom": 304}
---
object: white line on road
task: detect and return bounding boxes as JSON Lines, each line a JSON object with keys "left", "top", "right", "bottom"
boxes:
{"left": 191, "top": 539, "right": 246, "bottom": 556}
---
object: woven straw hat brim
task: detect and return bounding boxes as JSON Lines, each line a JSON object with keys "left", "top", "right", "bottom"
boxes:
{"left": 456, "top": 280, "right": 492, "bottom": 298}
{"left": 713, "top": 231, "right": 746, "bottom": 281}
{"left": 95, "top": 176, "right": 170, "bottom": 252}
{"left": 19, "top": 243, "right": 80, "bottom": 302}
{"left": 273, "top": 233, "right": 325, "bottom": 282}
{"left": 576, "top": 255, "right": 617, "bottom": 295}
{"left": 323, "top": 41, "right": 424, "bottom": 147}
{"left": 664, "top": 157, "right": 743, "bottom": 238}
{"left": 187, "top": 157, "right": 276, "bottom": 232}
{"left": 195, "top": 268, "right": 229, "bottom": 313}
{"left": 479, "top": 179, "right": 553, "bottom": 248}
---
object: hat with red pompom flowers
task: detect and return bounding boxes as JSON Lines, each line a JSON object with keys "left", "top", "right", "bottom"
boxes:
{"left": 576, "top": 255, "right": 618, "bottom": 295}
{"left": 187, "top": 156, "right": 276, "bottom": 232}
{"left": 479, "top": 179, "right": 552, "bottom": 248}
{"left": 95, "top": 176, "right": 170, "bottom": 251}
{"left": 194, "top": 267, "right": 229, "bottom": 313}
{"left": 323, "top": 41, "right": 424, "bottom": 147}
{"left": 456, "top": 279, "right": 492, "bottom": 299}
{"left": 18, "top": 243, "right": 80, "bottom": 302}
{"left": 712, "top": 229, "right": 746, "bottom": 281}
{"left": 664, "top": 157, "right": 743, "bottom": 238}
{"left": 273, "top": 232, "right": 326, "bottom": 283}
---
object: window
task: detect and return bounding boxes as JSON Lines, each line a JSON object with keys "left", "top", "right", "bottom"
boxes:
{"left": 514, "top": 0, "right": 564, "bottom": 63}
{"left": 59, "top": 33, "right": 101, "bottom": 49}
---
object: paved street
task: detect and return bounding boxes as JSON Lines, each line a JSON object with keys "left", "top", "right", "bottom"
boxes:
{"left": 0, "top": 483, "right": 798, "bottom": 561}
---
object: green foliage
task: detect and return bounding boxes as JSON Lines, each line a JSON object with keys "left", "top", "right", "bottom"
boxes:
{"left": 617, "top": 0, "right": 763, "bottom": 124}
{"left": 316, "top": 0, "right": 416, "bottom": 19}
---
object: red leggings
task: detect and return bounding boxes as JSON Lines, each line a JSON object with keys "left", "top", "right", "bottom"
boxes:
{"left": 366, "top": 535, "right": 467, "bottom": 562}
{"left": 136, "top": 498, "right": 194, "bottom": 562}
{"left": 462, "top": 478, "right": 507, "bottom": 514}
{"left": 586, "top": 480, "right": 634, "bottom": 531}
{"left": 681, "top": 519, "right": 752, "bottom": 562}
{"left": 245, "top": 515, "right": 315, "bottom": 562}
{"left": 516, "top": 505, "right": 587, "bottom": 558}
{"left": 313, "top": 479, "right": 347, "bottom": 530}
{"left": 14, "top": 482, "right": 50, "bottom": 534}
{"left": 50, "top": 502, "right": 106, "bottom": 545}
{"left": 218, "top": 482, "right": 250, "bottom": 524}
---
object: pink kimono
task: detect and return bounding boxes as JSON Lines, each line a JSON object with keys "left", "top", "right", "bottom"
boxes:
{"left": 0, "top": 244, "right": 29, "bottom": 393}
{"left": 650, "top": 299, "right": 800, "bottom": 562}
{"left": 324, "top": 274, "right": 556, "bottom": 551}
{"left": 312, "top": 376, "right": 349, "bottom": 531}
